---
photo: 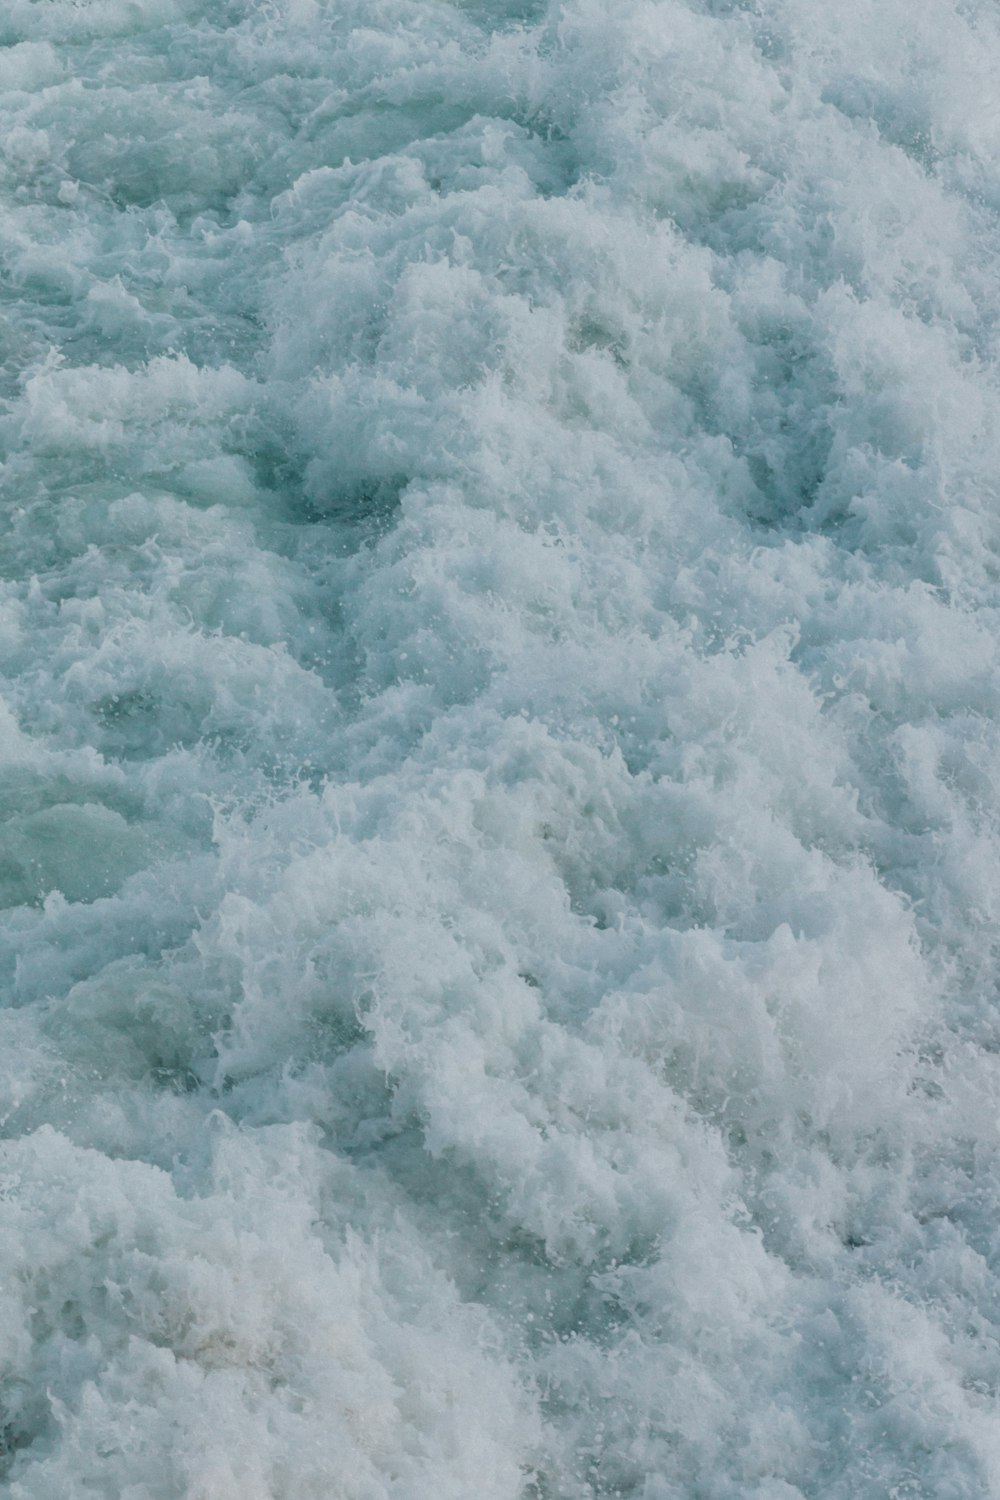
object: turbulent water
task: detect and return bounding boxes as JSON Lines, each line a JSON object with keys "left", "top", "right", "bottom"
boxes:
{"left": 4, "top": 0, "right": 1000, "bottom": 1495}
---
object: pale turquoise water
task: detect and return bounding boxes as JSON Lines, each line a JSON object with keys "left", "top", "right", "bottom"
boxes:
{"left": 4, "top": 1, "right": 1000, "bottom": 1495}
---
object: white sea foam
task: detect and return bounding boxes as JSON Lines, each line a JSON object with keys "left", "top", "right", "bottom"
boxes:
{"left": 3, "top": 0, "right": 1000, "bottom": 1494}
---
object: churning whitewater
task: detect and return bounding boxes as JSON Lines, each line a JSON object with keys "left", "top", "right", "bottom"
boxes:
{"left": 3, "top": 0, "right": 1000, "bottom": 1494}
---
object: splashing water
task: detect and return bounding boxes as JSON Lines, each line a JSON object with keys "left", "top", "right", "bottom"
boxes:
{"left": 3, "top": 0, "right": 1000, "bottom": 1495}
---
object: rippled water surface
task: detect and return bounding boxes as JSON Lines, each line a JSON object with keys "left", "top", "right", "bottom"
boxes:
{"left": 4, "top": 1, "right": 1000, "bottom": 1495}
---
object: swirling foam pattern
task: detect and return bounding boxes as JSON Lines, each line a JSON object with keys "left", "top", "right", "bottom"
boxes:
{"left": 3, "top": 0, "right": 1000, "bottom": 1495}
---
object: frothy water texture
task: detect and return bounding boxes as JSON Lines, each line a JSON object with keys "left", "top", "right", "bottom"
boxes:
{"left": 3, "top": 0, "right": 1000, "bottom": 1494}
